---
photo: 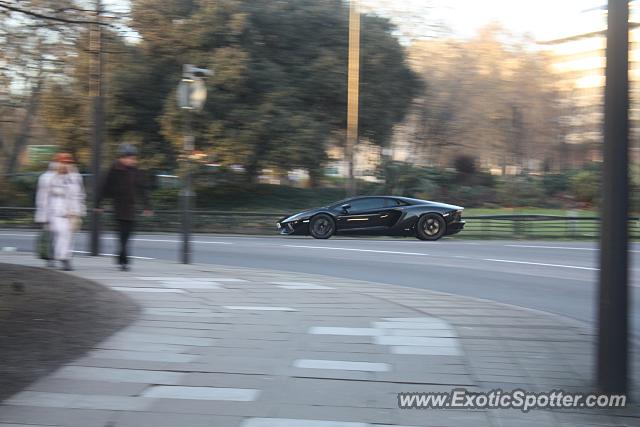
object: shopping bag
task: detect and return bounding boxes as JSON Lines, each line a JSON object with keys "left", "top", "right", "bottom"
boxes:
{"left": 36, "top": 228, "right": 53, "bottom": 260}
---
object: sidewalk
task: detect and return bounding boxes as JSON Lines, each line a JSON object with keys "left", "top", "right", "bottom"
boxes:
{"left": 0, "top": 252, "right": 639, "bottom": 427}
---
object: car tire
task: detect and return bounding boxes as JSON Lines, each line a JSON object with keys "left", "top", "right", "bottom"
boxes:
{"left": 309, "top": 214, "right": 335, "bottom": 239}
{"left": 416, "top": 213, "right": 446, "bottom": 241}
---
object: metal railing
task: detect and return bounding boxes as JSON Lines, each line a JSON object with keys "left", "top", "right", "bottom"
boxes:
{"left": 1, "top": 207, "right": 639, "bottom": 239}
{"left": 462, "top": 215, "right": 640, "bottom": 239}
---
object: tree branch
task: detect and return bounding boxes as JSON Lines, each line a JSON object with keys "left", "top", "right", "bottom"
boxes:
{"left": 0, "top": 2, "right": 108, "bottom": 26}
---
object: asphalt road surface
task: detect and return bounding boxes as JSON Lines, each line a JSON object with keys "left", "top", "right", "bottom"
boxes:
{"left": 2, "top": 230, "right": 639, "bottom": 333}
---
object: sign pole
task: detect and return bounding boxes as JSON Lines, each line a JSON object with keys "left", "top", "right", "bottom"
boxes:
{"left": 597, "top": 0, "right": 629, "bottom": 395}
{"left": 89, "top": 0, "right": 103, "bottom": 257}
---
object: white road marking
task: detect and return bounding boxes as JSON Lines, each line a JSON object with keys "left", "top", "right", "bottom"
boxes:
{"left": 104, "top": 237, "right": 231, "bottom": 245}
{"left": 506, "top": 244, "right": 640, "bottom": 253}
{"left": 483, "top": 258, "right": 597, "bottom": 271}
{"left": 72, "top": 250, "right": 155, "bottom": 260}
{"left": 506, "top": 244, "right": 596, "bottom": 251}
{"left": 0, "top": 234, "right": 229, "bottom": 245}
{"left": 242, "top": 419, "right": 368, "bottom": 427}
{"left": 283, "top": 244, "right": 428, "bottom": 256}
{"left": 224, "top": 306, "right": 298, "bottom": 311}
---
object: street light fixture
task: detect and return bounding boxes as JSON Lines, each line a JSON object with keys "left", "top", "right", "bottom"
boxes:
{"left": 176, "top": 64, "right": 213, "bottom": 264}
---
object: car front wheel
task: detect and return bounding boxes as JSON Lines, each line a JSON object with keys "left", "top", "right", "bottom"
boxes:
{"left": 416, "top": 213, "right": 446, "bottom": 241}
{"left": 309, "top": 214, "right": 335, "bottom": 239}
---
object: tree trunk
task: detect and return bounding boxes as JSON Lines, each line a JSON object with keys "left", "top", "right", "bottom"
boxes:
{"left": 5, "top": 77, "right": 44, "bottom": 175}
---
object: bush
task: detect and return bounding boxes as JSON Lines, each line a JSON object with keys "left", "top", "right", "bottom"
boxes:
{"left": 376, "top": 161, "right": 439, "bottom": 198}
{"left": 542, "top": 174, "right": 569, "bottom": 196}
{"left": 496, "top": 176, "right": 546, "bottom": 207}
{"left": 0, "top": 176, "right": 37, "bottom": 207}
{"left": 454, "top": 154, "right": 477, "bottom": 175}
{"left": 569, "top": 170, "right": 600, "bottom": 205}
{"left": 150, "top": 188, "right": 180, "bottom": 210}
{"left": 453, "top": 154, "right": 477, "bottom": 185}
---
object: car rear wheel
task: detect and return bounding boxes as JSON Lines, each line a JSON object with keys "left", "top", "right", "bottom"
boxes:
{"left": 416, "top": 213, "right": 446, "bottom": 241}
{"left": 309, "top": 214, "right": 335, "bottom": 239}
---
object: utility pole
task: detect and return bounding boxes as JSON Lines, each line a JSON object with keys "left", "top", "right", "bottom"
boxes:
{"left": 346, "top": 0, "right": 360, "bottom": 196}
{"left": 89, "top": 0, "right": 103, "bottom": 256}
{"left": 181, "top": 110, "right": 194, "bottom": 265}
{"left": 177, "top": 65, "right": 212, "bottom": 264}
{"left": 598, "top": 0, "right": 629, "bottom": 395}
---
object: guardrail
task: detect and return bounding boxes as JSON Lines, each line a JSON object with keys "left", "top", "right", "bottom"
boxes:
{"left": 1, "top": 207, "right": 639, "bottom": 239}
{"left": 463, "top": 215, "right": 640, "bottom": 239}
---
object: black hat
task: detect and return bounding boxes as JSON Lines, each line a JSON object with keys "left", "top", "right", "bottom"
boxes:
{"left": 118, "top": 143, "right": 138, "bottom": 157}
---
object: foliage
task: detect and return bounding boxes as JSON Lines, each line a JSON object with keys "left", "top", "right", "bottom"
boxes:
{"left": 495, "top": 176, "right": 546, "bottom": 207}
{"left": 376, "top": 160, "right": 438, "bottom": 198}
{"left": 454, "top": 154, "right": 477, "bottom": 175}
{"left": 0, "top": 175, "right": 36, "bottom": 207}
{"left": 400, "top": 24, "right": 568, "bottom": 173}
{"left": 542, "top": 173, "right": 569, "bottom": 196}
{"left": 130, "top": 0, "right": 417, "bottom": 183}
{"left": 569, "top": 170, "right": 600, "bottom": 205}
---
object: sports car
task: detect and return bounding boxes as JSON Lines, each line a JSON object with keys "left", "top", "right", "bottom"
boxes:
{"left": 276, "top": 196, "right": 464, "bottom": 241}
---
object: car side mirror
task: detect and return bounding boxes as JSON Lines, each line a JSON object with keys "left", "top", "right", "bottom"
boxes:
{"left": 341, "top": 203, "right": 351, "bottom": 213}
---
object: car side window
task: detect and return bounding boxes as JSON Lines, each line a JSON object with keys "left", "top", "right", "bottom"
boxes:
{"left": 348, "top": 198, "right": 387, "bottom": 212}
{"left": 384, "top": 198, "right": 401, "bottom": 207}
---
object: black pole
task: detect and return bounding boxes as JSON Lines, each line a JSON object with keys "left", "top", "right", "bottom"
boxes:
{"left": 598, "top": 0, "right": 629, "bottom": 394}
{"left": 181, "top": 110, "right": 193, "bottom": 264}
{"left": 89, "top": 0, "right": 103, "bottom": 256}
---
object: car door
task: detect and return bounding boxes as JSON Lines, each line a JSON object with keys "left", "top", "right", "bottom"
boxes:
{"left": 379, "top": 198, "right": 405, "bottom": 228}
{"left": 337, "top": 198, "right": 390, "bottom": 231}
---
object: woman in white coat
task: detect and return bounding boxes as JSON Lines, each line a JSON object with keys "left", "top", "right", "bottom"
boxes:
{"left": 35, "top": 153, "right": 86, "bottom": 271}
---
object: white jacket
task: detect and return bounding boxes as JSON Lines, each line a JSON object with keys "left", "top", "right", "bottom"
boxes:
{"left": 35, "top": 163, "right": 86, "bottom": 223}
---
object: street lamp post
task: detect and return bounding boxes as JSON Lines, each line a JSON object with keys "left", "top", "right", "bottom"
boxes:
{"left": 177, "top": 65, "right": 212, "bottom": 264}
{"left": 346, "top": 0, "right": 360, "bottom": 196}
{"left": 89, "top": 0, "right": 103, "bottom": 256}
{"left": 598, "top": 0, "right": 629, "bottom": 394}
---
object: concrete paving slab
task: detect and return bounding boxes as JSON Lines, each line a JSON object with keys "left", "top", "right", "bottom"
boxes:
{"left": 94, "top": 340, "right": 187, "bottom": 353}
{"left": 0, "top": 424, "right": 58, "bottom": 427}
{"left": 308, "top": 327, "right": 383, "bottom": 336}
{"left": 293, "top": 359, "right": 390, "bottom": 372}
{"left": 112, "top": 332, "right": 216, "bottom": 346}
{"left": 374, "top": 336, "right": 459, "bottom": 347}
{"left": 271, "top": 282, "right": 335, "bottom": 290}
{"left": 224, "top": 306, "right": 298, "bottom": 311}
{"left": 4, "top": 392, "right": 153, "bottom": 411}
{"left": 113, "top": 411, "right": 243, "bottom": 427}
{"left": 52, "top": 366, "right": 185, "bottom": 384}
{"left": 141, "top": 386, "right": 259, "bottom": 401}
{"left": 391, "top": 346, "right": 462, "bottom": 356}
{"left": 87, "top": 349, "right": 198, "bottom": 363}
{"left": 241, "top": 419, "right": 368, "bottom": 427}
{"left": 111, "top": 287, "right": 187, "bottom": 293}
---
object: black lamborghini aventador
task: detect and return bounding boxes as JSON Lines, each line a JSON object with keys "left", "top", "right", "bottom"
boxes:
{"left": 276, "top": 196, "right": 464, "bottom": 241}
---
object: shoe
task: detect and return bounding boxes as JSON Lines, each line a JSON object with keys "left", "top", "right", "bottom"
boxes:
{"left": 61, "top": 260, "right": 73, "bottom": 271}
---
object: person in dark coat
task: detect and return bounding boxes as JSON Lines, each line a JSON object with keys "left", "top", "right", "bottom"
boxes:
{"left": 97, "top": 144, "right": 152, "bottom": 271}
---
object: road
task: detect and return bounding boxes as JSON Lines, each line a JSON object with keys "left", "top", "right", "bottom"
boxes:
{"left": 2, "top": 230, "right": 639, "bottom": 331}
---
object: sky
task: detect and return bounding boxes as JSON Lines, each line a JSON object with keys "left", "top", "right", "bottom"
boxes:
{"left": 361, "top": 0, "right": 607, "bottom": 42}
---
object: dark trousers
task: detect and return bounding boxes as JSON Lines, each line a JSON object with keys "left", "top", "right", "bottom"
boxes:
{"left": 117, "top": 220, "right": 134, "bottom": 265}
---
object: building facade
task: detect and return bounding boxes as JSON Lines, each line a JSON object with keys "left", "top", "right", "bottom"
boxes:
{"left": 538, "top": 3, "right": 640, "bottom": 167}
